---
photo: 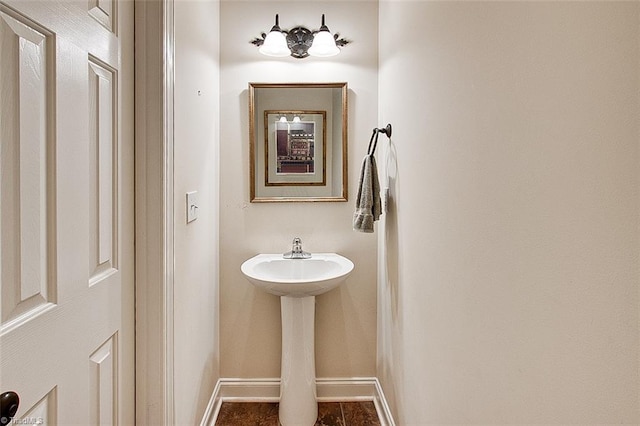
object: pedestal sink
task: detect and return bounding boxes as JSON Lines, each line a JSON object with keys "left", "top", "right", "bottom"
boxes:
{"left": 240, "top": 253, "right": 354, "bottom": 426}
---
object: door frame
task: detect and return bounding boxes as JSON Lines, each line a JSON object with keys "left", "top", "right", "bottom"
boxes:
{"left": 134, "top": 0, "right": 176, "bottom": 423}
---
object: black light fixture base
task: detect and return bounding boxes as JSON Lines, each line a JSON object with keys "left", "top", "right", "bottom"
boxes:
{"left": 286, "top": 27, "right": 313, "bottom": 59}
{"left": 250, "top": 34, "right": 267, "bottom": 47}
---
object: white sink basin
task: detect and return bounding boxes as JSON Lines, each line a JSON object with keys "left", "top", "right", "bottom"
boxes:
{"left": 241, "top": 252, "right": 354, "bottom": 424}
{"left": 240, "top": 253, "right": 354, "bottom": 297}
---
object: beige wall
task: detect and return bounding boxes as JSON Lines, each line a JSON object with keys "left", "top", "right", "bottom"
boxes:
{"left": 219, "top": 1, "right": 379, "bottom": 378}
{"left": 174, "top": 0, "right": 220, "bottom": 423}
{"left": 378, "top": 1, "right": 640, "bottom": 424}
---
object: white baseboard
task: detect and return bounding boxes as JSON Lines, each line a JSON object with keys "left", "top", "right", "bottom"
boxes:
{"left": 200, "top": 377, "right": 395, "bottom": 426}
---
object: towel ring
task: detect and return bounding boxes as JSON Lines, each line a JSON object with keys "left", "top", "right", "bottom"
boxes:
{"left": 368, "top": 124, "right": 392, "bottom": 156}
{"left": 376, "top": 124, "right": 392, "bottom": 138}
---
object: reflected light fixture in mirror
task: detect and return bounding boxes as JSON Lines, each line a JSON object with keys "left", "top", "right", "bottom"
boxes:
{"left": 251, "top": 14, "right": 349, "bottom": 59}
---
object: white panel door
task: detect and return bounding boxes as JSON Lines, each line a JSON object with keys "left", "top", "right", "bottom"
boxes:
{"left": 0, "top": 0, "right": 134, "bottom": 423}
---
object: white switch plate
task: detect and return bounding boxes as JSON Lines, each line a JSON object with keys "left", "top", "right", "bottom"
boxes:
{"left": 186, "top": 191, "right": 198, "bottom": 223}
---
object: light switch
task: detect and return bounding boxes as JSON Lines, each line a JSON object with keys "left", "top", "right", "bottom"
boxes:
{"left": 186, "top": 191, "right": 199, "bottom": 223}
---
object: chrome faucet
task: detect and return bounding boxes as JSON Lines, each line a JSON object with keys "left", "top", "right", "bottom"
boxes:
{"left": 283, "top": 237, "right": 312, "bottom": 259}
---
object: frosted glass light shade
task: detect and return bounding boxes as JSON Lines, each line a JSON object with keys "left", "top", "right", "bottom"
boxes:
{"left": 308, "top": 31, "right": 339, "bottom": 57}
{"left": 259, "top": 30, "right": 290, "bottom": 57}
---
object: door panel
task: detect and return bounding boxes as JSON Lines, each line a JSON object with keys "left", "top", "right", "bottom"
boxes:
{"left": 0, "top": 0, "right": 134, "bottom": 424}
{"left": 0, "top": 7, "right": 55, "bottom": 330}
{"left": 22, "top": 389, "right": 56, "bottom": 425}
{"left": 88, "top": 57, "right": 117, "bottom": 285}
{"left": 89, "top": 334, "right": 117, "bottom": 425}
{"left": 88, "top": 0, "right": 115, "bottom": 33}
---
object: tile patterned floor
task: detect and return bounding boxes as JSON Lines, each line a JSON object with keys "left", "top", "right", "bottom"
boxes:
{"left": 215, "top": 401, "right": 381, "bottom": 426}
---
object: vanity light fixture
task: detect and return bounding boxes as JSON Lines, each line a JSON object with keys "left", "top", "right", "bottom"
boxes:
{"left": 252, "top": 14, "right": 349, "bottom": 59}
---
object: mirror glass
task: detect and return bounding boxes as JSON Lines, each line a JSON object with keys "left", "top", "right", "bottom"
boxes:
{"left": 249, "top": 82, "right": 348, "bottom": 202}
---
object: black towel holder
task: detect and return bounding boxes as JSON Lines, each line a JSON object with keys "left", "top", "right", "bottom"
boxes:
{"left": 368, "top": 124, "right": 392, "bottom": 155}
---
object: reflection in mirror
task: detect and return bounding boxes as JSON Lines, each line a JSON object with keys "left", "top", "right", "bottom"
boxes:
{"left": 249, "top": 83, "right": 348, "bottom": 202}
{"left": 265, "top": 110, "right": 326, "bottom": 186}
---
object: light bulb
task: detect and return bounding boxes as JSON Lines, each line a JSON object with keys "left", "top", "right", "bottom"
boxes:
{"left": 308, "top": 14, "right": 340, "bottom": 57}
{"left": 259, "top": 14, "right": 290, "bottom": 57}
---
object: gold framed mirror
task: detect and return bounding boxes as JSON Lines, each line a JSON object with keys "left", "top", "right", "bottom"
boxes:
{"left": 249, "top": 82, "right": 348, "bottom": 202}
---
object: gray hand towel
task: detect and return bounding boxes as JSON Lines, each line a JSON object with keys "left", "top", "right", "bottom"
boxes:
{"left": 353, "top": 154, "right": 382, "bottom": 233}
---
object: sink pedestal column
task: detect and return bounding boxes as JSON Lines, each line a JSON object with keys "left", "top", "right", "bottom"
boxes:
{"left": 279, "top": 295, "right": 317, "bottom": 426}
